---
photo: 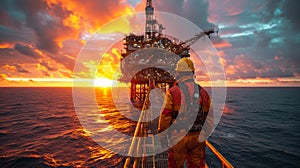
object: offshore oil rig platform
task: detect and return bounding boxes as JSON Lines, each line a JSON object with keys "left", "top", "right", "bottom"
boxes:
{"left": 120, "top": 0, "right": 217, "bottom": 107}
{"left": 121, "top": 0, "right": 233, "bottom": 167}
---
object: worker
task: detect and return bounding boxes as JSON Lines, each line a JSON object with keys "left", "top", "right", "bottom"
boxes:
{"left": 158, "top": 57, "right": 212, "bottom": 168}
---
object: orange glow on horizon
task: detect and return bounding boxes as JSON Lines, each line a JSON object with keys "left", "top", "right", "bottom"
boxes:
{"left": 1, "top": 76, "right": 300, "bottom": 87}
{"left": 94, "top": 78, "right": 114, "bottom": 88}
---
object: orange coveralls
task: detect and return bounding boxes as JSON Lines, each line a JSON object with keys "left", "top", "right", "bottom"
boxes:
{"left": 158, "top": 76, "right": 211, "bottom": 168}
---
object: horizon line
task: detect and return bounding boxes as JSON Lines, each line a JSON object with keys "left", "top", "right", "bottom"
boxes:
{"left": 0, "top": 85, "right": 299, "bottom": 88}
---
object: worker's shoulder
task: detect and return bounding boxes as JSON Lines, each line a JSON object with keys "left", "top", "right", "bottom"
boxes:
{"left": 168, "top": 85, "right": 180, "bottom": 94}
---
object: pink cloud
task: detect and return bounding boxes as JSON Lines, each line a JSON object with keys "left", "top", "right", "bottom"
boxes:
{"left": 208, "top": 0, "right": 246, "bottom": 24}
{"left": 213, "top": 38, "right": 232, "bottom": 49}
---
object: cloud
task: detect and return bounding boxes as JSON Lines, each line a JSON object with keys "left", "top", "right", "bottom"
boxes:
{"left": 154, "top": 0, "right": 184, "bottom": 14}
{"left": 223, "top": 54, "right": 296, "bottom": 80}
{"left": 14, "top": 43, "right": 41, "bottom": 58}
{"left": 43, "top": 0, "right": 135, "bottom": 37}
{"left": 0, "top": 0, "right": 299, "bottom": 86}
{"left": 206, "top": 0, "right": 300, "bottom": 82}
{"left": 49, "top": 53, "right": 76, "bottom": 71}
{"left": 14, "top": 64, "right": 30, "bottom": 73}
{"left": 12, "top": 0, "right": 72, "bottom": 53}
{"left": 0, "top": 2, "right": 22, "bottom": 29}
{"left": 59, "top": 70, "right": 72, "bottom": 78}
{"left": 3, "top": 64, "right": 30, "bottom": 73}
{"left": 61, "top": 40, "right": 83, "bottom": 58}
{"left": 281, "top": 0, "right": 300, "bottom": 30}
{"left": 152, "top": 0, "right": 215, "bottom": 29}
{"left": 0, "top": 26, "right": 34, "bottom": 46}
{"left": 39, "top": 60, "right": 58, "bottom": 71}
{"left": 0, "top": 42, "right": 14, "bottom": 49}
{"left": 212, "top": 37, "right": 232, "bottom": 49}
{"left": 0, "top": 0, "right": 136, "bottom": 75}
{"left": 126, "top": 0, "right": 141, "bottom": 7}
{"left": 0, "top": 73, "right": 8, "bottom": 81}
{"left": 41, "top": 70, "right": 51, "bottom": 77}
{"left": 97, "top": 50, "right": 121, "bottom": 79}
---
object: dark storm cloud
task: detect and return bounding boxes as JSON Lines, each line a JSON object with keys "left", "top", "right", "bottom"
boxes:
{"left": 211, "top": 0, "right": 300, "bottom": 80}
{"left": 0, "top": 26, "right": 34, "bottom": 45}
{"left": 253, "top": 30, "right": 272, "bottom": 48}
{"left": 154, "top": 0, "right": 184, "bottom": 14}
{"left": 0, "top": 0, "right": 24, "bottom": 29}
{"left": 13, "top": 0, "right": 68, "bottom": 53}
{"left": 0, "top": 0, "right": 85, "bottom": 72}
{"left": 1, "top": 0, "right": 83, "bottom": 54}
{"left": 281, "top": 0, "right": 300, "bottom": 30}
{"left": 0, "top": 1, "right": 34, "bottom": 45}
{"left": 0, "top": 8, "right": 21, "bottom": 29}
{"left": 182, "top": 0, "right": 215, "bottom": 29}
{"left": 154, "top": 0, "right": 215, "bottom": 29}
{"left": 0, "top": 0, "right": 59, "bottom": 53}
{"left": 14, "top": 43, "right": 40, "bottom": 58}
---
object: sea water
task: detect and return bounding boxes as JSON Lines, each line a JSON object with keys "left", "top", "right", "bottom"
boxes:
{"left": 0, "top": 87, "right": 299, "bottom": 167}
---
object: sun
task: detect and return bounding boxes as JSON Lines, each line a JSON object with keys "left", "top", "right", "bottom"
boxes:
{"left": 94, "top": 78, "right": 113, "bottom": 88}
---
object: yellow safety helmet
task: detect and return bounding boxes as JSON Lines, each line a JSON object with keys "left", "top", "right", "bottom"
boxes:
{"left": 175, "top": 57, "right": 195, "bottom": 72}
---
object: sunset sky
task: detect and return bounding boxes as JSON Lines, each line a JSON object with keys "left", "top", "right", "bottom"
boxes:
{"left": 0, "top": 0, "right": 299, "bottom": 87}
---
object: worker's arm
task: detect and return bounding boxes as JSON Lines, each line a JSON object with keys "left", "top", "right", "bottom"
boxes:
{"left": 199, "top": 90, "right": 214, "bottom": 142}
{"left": 158, "top": 90, "right": 174, "bottom": 133}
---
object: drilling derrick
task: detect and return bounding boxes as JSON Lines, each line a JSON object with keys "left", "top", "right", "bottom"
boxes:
{"left": 120, "top": 0, "right": 217, "bottom": 107}
{"left": 145, "top": 0, "right": 164, "bottom": 39}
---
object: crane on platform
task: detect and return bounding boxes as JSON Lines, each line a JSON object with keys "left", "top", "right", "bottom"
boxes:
{"left": 180, "top": 29, "right": 218, "bottom": 47}
{"left": 172, "top": 29, "right": 218, "bottom": 56}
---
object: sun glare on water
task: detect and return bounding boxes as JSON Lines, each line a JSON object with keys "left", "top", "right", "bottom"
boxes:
{"left": 94, "top": 78, "right": 113, "bottom": 88}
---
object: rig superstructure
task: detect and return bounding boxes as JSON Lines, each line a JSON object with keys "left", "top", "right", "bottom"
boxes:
{"left": 120, "top": 0, "right": 217, "bottom": 107}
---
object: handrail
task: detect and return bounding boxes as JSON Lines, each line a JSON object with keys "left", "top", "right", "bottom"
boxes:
{"left": 205, "top": 140, "right": 234, "bottom": 168}
{"left": 124, "top": 90, "right": 150, "bottom": 168}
